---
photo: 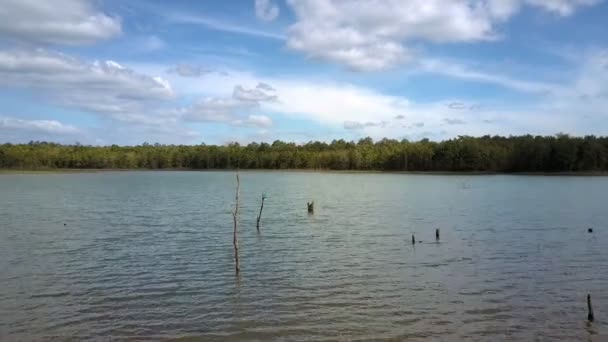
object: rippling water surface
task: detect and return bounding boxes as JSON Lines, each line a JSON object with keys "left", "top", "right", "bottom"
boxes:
{"left": 1, "top": 171, "right": 608, "bottom": 340}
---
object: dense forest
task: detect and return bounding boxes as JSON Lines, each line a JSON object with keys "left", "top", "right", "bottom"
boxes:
{"left": 2, "top": 134, "right": 608, "bottom": 172}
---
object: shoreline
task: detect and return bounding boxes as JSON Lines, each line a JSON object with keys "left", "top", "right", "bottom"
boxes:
{"left": 2, "top": 168, "right": 608, "bottom": 176}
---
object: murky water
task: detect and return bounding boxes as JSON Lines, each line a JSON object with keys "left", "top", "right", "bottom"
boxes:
{"left": 1, "top": 171, "right": 607, "bottom": 340}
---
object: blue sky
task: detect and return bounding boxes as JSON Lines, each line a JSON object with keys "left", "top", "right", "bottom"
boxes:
{"left": 0, "top": 0, "right": 607, "bottom": 145}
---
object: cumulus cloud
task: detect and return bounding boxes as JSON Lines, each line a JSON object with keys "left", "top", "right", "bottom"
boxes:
{"left": 167, "top": 64, "right": 212, "bottom": 77}
{"left": 124, "top": 51, "right": 608, "bottom": 142}
{"left": 166, "top": 64, "right": 231, "bottom": 78}
{"left": 182, "top": 98, "right": 252, "bottom": 123}
{"left": 234, "top": 115, "right": 273, "bottom": 128}
{"left": 448, "top": 102, "right": 468, "bottom": 110}
{"left": 4, "top": 46, "right": 606, "bottom": 144}
{"left": 344, "top": 121, "right": 387, "bottom": 130}
{"left": 233, "top": 83, "right": 278, "bottom": 102}
{"left": 0, "top": 49, "right": 173, "bottom": 122}
{"left": 285, "top": 0, "right": 601, "bottom": 71}
{"left": 444, "top": 118, "right": 467, "bottom": 125}
{"left": 181, "top": 98, "right": 273, "bottom": 128}
{"left": 255, "top": 0, "right": 280, "bottom": 21}
{"left": 447, "top": 101, "right": 484, "bottom": 111}
{"left": 263, "top": 80, "right": 411, "bottom": 125}
{"left": 0, "top": 0, "right": 121, "bottom": 45}
{"left": 0, "top": 116, "right": 85, "bottom": 143}
{"left": 0, "top": 117, "right": 80, "bottom": 135}
{"left": 256, "top": 82, "right": 275, "bottom": 91}
{"left": 100, "top": 124, "right": 201, "bottom": 145}
{"left": 526, "top": 0, "right": 601, "bottom": 15}
{"left": 181, "top": 83, "right": 277, "bottom": 128}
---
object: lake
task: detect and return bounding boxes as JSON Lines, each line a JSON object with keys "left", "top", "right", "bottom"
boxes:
{"left": 1, "top": 171, "right": 607, "bottom": 340}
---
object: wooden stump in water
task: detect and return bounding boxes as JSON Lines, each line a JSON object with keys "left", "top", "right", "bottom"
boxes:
{"left": 412, "top": 234, "right": 416, "bottom": 245}
{"left": 588, "top": 294, "right": 595, "bottom": 322}
{"left": 436, "top": 228, "right": 440, "bottom": 241}
{"left": 307, "top": 201, "right": 314, "bottom": 214}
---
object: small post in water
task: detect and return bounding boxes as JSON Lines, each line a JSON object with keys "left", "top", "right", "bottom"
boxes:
{"left": 256, "top": 193, "right": 266, "bottom": 232}
{"left": 307, "top": 201, "right": 314, "bottom": 214}
{"left": 436, "top": 228, "right": 440, "bottom": 241}
{"left": 588, "top": 294, "right": 595, "bottom": 322}
{"left": 412, "top": 234, "right": 416, "bottom": 245}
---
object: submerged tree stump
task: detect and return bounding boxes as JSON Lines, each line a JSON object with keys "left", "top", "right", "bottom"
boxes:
{"left": 588, "top": 294, "right": 595, "bottom": 322}
{"left": 436, "top": 228, "right": 440, "bottom": 241}
{"left": 231, "top": 173, "right": 240, "bottom": 274}
{"left": 307, "top": 201, "right": 314, "bottom": 214}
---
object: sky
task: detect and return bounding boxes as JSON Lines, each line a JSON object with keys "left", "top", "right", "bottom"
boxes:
{"left": 0, "top": 0, "right": 607, "bottom": 145}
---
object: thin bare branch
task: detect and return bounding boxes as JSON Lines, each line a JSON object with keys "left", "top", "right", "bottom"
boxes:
{"left": 232, "top": 172, "right": 240, "bottom": 274}
{"left": 256, "top": 193, "right": 265, "bottom": 232}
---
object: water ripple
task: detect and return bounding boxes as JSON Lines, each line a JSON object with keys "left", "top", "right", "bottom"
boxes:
{"left": 1, "top": 172, "right": 608, "bottom": 340}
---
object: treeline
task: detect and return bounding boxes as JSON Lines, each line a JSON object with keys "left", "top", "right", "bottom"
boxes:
{"left": 1, "top": 134, "right": 608, "bottom": 172}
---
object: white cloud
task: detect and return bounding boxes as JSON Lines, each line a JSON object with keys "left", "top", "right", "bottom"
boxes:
{"left": 167, "top": 64, "right": 212, "bottom": 77}
{"left": 256, "top": 82, "right": 275, "bottom": 91}
{"left": 140, "top": 35, "right": 166, "bottom": 52}
{"left": 0, "top": 49, "right": 174, "bottom": 123}
{"left": 536, "top": 49, "right": 608, "bottom": 129}
{"left": 234, "top": 115, "right": 273, "bottom": 128}
{"left": 443, "top": 118, "right": 467, "bottom": 125}
{"left": 182, "top": 98, "right": 251, "bottom": 123}
{"left": 255, "top": 0, "right": 280, "bottom": 21}
{"left": 125, "top": 45, "right": 608, "bottom": 142}
{"left": 0, "top": 116, "right": 87, "bottom": 143}
{"left": 0, "top": 0, "right": 121, "bottom": 45}
{"left": 573, "top": 50, "right": 608, "bottom": 100}
{"left": 264, "top": 80, "right": 412, "bottom": 124}
{"left": 285, "top": 0, "right": 602, "bottom": 71}
{"left": 99, "top": 124, "right": 201, "bottom": 145}
{"left": 4, "top": 45, "right": 604, "bottom": 144}
{"left": 526, "top": 0, "right": 601, "bottom": 15}
{"left": 181, "top": 84, "right": 277, "bottom": 128}
{"left": 116, "top": 54, "right": 608, "bottom": 141}
{"left": 169, "top": 13, "right": 285, "bottom": 40}
{"left": 0, "top": 117, "right": 80, "bottom": 135}
{"left": 233, "top": 83, "right": 278, "bottom": 102}
{"left": 447, "top": 102, "right": 469, "bottom": 110}
{"left": 344, "top": 121, "right": 387, "bottom": 130}
{"left": 418, "top": 58, "right": 560, "bottom": 93}
{"left": 181, "top": 98, "right": 273, "bottom": 128}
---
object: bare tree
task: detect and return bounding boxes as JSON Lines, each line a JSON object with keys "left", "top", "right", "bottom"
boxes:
{"left": 232, "top": 173, "right": 240, "bottom": 274}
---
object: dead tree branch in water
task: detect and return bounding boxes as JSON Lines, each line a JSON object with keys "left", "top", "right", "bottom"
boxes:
{"left": 232, "top": 173, "right": 240, "bottom": 274}
{"left": 256, "top": 193, "right": 266, "bottom": 232}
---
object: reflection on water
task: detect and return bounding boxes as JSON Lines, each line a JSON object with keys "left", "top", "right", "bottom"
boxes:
{"left": 1, "top": 171, "right": 607, "bottom": 340}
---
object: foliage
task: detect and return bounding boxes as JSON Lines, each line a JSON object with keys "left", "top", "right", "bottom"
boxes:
{"left": 2, "top": 135, "right": 608, "bottom": 172}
